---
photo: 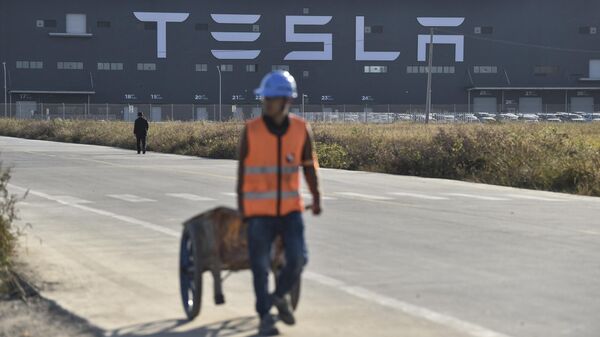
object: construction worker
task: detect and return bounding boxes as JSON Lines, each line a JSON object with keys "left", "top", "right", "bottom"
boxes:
{"left": 237, "top": 70, "right": 322, "bottom": 336}
{"left": 133, "top": 111, "right": 149, "bottom": 154}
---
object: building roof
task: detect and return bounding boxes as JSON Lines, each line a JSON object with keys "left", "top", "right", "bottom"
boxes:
{"left": 9, "top": 90, "right": 95, "bottom": 95}
{"left": 467, "top": 87, "right": 600, "bottom": 91}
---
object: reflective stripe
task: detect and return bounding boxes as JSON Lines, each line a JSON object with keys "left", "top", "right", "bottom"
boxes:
{"left": 244, "top": 191, "right": 300, "bottom": 200}
{"left": 245, "top": 166, "right": 299, "bottom": 175}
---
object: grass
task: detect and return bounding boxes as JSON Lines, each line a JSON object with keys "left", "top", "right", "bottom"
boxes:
{"left": 0, "top": 163, "right": 21, "bottom": 296}
{"left": 0, "top": 119, "right": 599, "bottom": 196}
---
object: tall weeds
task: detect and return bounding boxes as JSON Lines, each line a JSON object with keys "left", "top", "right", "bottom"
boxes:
{"left": 0, "top": 163, "right": 21, "bottom": 294}
{"left": 0, "top": 119, "right": 599, "bottom": 196}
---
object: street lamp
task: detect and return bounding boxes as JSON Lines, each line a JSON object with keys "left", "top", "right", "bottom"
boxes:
{"left": 216, "top": 65, "right": 222, "bottom": 122}
{"left": 425, "top": 28, "right": 434, "bottom": 124}
{"left": 301, "top": 94, "right": 308, "bottom": 119}
{"left": 2, "top": 62, "right": 6, "bottom": 118}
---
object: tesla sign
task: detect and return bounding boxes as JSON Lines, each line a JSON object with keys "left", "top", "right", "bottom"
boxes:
{"left": 134, "top": 12, "right": 465, "bottom": 62}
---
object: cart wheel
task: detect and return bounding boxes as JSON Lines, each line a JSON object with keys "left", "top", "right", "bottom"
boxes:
{"left": 179, "top": 225, "right": 202, "bottom": 320}
{"left": 274, "top": 267, "right": 302, "bottom": 311}
{"left": 290, "top": 278, "right": 301, "bottom": 310}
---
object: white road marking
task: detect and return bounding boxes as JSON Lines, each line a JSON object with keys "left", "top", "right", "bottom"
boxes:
{"left": 107, "top": 194, "right": 156, "bottom": 203}
{"left": 166, "top": 193, "right": 215, "bottom": 201}
{"left": 227, "top": 191, "right": 337, "bottom": 200}
{"left": 11, "top": 182, "right": 515, "bottom": 337}
{"left": 9, "top": 184, "right": 178, "bottom": 237}
{"left": 302, "top": 193, "right": 337, "bottom": 201}
{"left": 388, "top": 192, "right": 449, "bottom": 200}
{"left": 503, "top": 194, "right": 566, "bottom": 202}
{"left": 335, "top": 192, "right": 394, "bottom": 201}
{"left": 443, "top": 193, "right": 509, "bottom": 201}
{"left": 52, "top": 195, "right": 92, "bottom": 204}
{"left": 303, "top": 271, "right": 513, "bottom": 337}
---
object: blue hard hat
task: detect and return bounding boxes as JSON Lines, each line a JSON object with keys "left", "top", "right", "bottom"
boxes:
{"left": 254, "top": 70, "right": 298, "bottom": 98}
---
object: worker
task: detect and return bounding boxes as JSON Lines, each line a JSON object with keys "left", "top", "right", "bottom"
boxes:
{"left": 237, "top": 70, "right": 322, "bottom": 336}
{"left": 133, "top": 111, "right": 149, "bottom": 154}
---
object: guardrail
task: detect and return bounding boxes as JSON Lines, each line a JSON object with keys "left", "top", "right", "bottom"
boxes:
{"left": 1, "top": 103, "right": 600, "bottom": 123}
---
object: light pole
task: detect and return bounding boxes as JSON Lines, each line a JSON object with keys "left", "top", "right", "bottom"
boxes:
{"left": 2, "top": 62, "right": 6, "bottom": 118}
{"left": 216, "top": 65, "right": 222, "bottom": 121}
{"left": 301, "top": 94, "right": 308, "bottom": 119}
{"left": 425, "top": 27, "right": 434, "bottom": 124}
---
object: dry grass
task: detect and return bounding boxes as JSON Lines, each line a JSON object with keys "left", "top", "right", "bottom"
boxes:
{"left": 0, "top": 164, "right": 21, "bottom": 295}
{"left": 1, "top": 119, "right": 599, "bottom": 196}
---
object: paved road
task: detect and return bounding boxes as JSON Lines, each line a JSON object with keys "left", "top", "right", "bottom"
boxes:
{"left": 2, "top": 136, "right": 599, "bottom": 337}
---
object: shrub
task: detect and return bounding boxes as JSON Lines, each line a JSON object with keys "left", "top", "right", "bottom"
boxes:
{"left": 0, "top": 164, "right": 21, "bottom": 294}
{"left": 0, "top": 119, "right": 599, "bottom": 196}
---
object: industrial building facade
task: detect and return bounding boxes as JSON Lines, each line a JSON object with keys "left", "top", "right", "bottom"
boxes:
{"left": 2, "top": 0, "right": 600, "bottom": 116}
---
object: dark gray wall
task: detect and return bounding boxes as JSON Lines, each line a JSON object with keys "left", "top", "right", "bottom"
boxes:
{"left": 2, "top": 0, "right": 600, "bottom": 104}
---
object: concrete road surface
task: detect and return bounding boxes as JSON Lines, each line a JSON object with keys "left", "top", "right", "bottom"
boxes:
{"left": 2, "top": 136, "right": 599, "bottom": 337}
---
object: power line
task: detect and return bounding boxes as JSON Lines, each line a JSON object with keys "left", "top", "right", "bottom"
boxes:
{"left": 437, "top": 28, "right": 600, "bottom": 54}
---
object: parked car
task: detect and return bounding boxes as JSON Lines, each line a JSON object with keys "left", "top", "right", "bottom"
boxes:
{"left": 480, "top": 116, "right": 497, "bottom": 123}
{"left": 498, "top": 113, "right": 519, "bottom": 121}
{"left": 519, "top": 113, "right": 540, "bottom": 122}
{"left": 464, "top": 114, "right": 480, "bottom": 123}
{"left": 570, "top": 116, "right": 587, "bottom": 123}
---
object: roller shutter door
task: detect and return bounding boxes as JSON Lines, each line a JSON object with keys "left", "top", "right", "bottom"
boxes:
{"left": 473, "top": 97, "right": 497, "bottom": 113}
{"left": 519, "top": 97, "right": 542, "bottom": 113}
{"left": 570, "top": 97, "right": 593, "bottom": 113}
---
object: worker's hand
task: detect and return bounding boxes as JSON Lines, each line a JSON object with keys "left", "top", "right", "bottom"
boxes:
{"left": 312, "top": 200, "right": 322, "bottom": 216}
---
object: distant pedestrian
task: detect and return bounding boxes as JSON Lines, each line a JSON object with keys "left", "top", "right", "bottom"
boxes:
{"left": 133, "top": 112, "right": 149, "bottom": 154}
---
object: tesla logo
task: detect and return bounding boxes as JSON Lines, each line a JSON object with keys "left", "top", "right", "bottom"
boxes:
{"left": 211, "top": 14, "right": 261, "bottom": 60}
{"left": 133, "top": 12, "right": 465, "bottom": 62}
{"left": 285, "top": 16, "right": 333, "bottom": 60}
{"left": 134, "top": 12, "right": 189, "bottom": 58}
{"left": 356, "top": 16, "right": 400, "bottom": 61}
{"left": 417, "top": 17, "right": 465, "bottom": 62}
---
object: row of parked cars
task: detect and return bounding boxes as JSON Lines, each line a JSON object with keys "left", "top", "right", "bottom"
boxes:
{"left": 402, "top": 112, "right": 600, "bottom": 123}
{"left": 464, "top": 112, "right": 600, "bottom": 123}
{"left": 305, "top": 111, "right": 600, "bottom": 123}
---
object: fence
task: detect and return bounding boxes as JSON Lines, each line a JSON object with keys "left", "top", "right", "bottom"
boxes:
{"left": 1, "top": 103, "right": 599, "bottom": 123}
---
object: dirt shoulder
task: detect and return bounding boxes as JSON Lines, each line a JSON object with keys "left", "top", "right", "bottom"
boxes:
{"left": 0, "top": 264, "right": 102, "bottom": 337}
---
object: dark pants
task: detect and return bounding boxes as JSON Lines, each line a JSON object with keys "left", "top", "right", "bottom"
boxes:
{"left": 247, "top": 211, "right": 307, "bottom": 317}
{"left": 136, "top": 135, "right": 146, "bottom": 153}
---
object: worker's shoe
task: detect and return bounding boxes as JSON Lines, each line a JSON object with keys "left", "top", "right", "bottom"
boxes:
{"left": 258, "top": 314, "right": 279, "bottom": 336}
{"left": 272, "top": 294, "right": 295, "bottom": 325}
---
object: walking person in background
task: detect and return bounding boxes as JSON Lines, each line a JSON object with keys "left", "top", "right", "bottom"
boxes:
{"left": 133, "top": 111, "right": 149, "bottom": 154}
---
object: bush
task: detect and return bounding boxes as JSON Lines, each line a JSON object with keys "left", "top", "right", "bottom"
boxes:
{"left": 1, "top": 119, "right": 599, "bottom": 196}
{"left": 0, "top": 164, "right": 21, "bottom": 294}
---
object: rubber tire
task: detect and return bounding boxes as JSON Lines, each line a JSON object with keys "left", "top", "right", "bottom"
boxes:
{"left": 290, "top": 278, "right": 301, "bottom": 310}
{"left": 179, "top": 225, "right": 203, "bottom": 320}
{"left": 274, "top": 267, "right": 302, "bottom": 311}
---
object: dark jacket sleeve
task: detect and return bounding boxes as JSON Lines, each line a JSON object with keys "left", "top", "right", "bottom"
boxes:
{"left": 144, "top": 119, "right": 149, "bottom": 132}
{"left": 133, "top": 120, "right": 139, "bottom": 135}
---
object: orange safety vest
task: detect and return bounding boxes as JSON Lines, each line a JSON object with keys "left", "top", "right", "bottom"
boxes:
{"left": 243, "top": 114, "right": 312, "bottom": 217}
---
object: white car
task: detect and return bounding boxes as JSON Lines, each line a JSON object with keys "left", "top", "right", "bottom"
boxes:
{"left": 498, "top": 113, "right": 519, "bottom": 121}
{"left": 570, "top": 117, "right": 587, "bottom": 123}
{"left": 464, "top": 114, "right": 479, "bottom": 123}
{"left": 520, "top": 113, "right": 540, "bottom": 121}
{"left": 546, "top": 118, "right": 562, "bottom": 123}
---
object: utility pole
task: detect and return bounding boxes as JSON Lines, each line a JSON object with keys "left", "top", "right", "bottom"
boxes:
{"left": 2, "top": 62, "right": 6, "bottom": 118}
{"left": 302, "top": 94, "right": 307, "bottom": 119}
{"left": 425, "top": 28, "right": 434, "bottom": 124}
{"left": 216, "top": 65, "right": 222, "bottom": 122}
